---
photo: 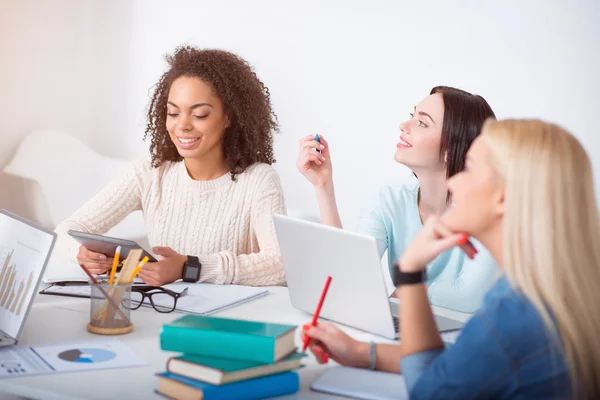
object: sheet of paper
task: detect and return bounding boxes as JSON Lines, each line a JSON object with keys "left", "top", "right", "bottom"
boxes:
{"left": 42, "top": 258, "right": 88, "bottom": 283}
{"left": 161, "top": 282, "right": 268, "bottom": 314}
{"left": 0, "top": 339, "right": 147, "bottom": 378}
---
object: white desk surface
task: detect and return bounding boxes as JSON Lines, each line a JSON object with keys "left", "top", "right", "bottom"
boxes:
{"left": 0, "top": 286, "right": 471, "bottom": 400}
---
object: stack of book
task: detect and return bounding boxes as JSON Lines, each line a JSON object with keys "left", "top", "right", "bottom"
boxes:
{"left": 157, "top": 314, "right": 303, "bottom": 399}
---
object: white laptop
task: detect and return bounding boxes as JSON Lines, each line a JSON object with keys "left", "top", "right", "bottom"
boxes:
{"left": 274, "top": 214, "right": 464, "bottom": 339}
{"left": 0, "top": 210, "right": 57, "bottom": 346}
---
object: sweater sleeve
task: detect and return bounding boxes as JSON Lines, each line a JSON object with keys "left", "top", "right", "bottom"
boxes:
{"left": 53, "top": 158, "right": 148, "bottom": 263}
{"left": 197, "top": 169, "right": 287, "bottom": 286}
{"left": 427, "top": 242, "right": 499, "bottom": 313}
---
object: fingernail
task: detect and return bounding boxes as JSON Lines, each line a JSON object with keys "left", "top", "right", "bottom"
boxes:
{"left": 302, "top": 324, "right": 310, "bottom": 331}
{"left": 99, "top": 255, "right": 106, "bottom": 260}
{"left": 320, "top": 144, "right": 325, "bottom": 149}
{"left": 323, "top": 353, "right": 330, "bottom": 363}
{"left": 457, "top": 233, "right": 469, "bottom": 244}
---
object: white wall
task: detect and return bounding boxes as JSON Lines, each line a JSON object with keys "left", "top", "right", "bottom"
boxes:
{"left": 2, "top": 0, "right": 599, "bottom": 229}
{"left": 0, "top": 0, "right": 134, "bottom": 220}
{"left": 123, "top": 0, "right": 600, "bottom": 229}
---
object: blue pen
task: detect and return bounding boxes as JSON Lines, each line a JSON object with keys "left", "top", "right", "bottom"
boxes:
{"left": 315, "top": 134, "right": 321, "bottom": 153}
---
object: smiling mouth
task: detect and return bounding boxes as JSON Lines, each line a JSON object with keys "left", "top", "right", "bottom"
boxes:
{"left": 177, "top": 136, "right": 200, "bottom": 144}
{"left": 397, "top": 136, "right": 412, "bottom": 148}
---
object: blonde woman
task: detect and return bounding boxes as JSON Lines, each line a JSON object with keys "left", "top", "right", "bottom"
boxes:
{"left": 303, "top": 119, "right": 600, "bottom": 398}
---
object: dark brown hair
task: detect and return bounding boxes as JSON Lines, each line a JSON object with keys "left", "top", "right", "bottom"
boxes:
{"left": 431, "top": 86, "right": 496, "bottom": 179}
{"left": 144, "top": 45, "right": 278, "bottom": 180}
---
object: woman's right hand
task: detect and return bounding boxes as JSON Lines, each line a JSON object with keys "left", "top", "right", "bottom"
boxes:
{"left": 296, "top": 134, "right": 333, "bottom": 189}
{"left": 76, "top": 245, "right": 112, "bottom": 274}
{"left": 302, "top": 322, "right": 370, "bottom": 368}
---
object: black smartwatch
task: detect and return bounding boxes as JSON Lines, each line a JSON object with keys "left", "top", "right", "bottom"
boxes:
{"left": 182, "top": 255, "right": 202, "bottom": 283}
{"left": 392, "top": 264, "right": 426, "bottom": 287}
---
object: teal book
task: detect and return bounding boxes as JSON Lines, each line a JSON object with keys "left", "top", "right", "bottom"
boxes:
{"left": 156, "top": 371, "right": 299, "bottom": 400}
{"left": 160, "top": 315, "right": 297, "bottom": 364}
{"left": 167, "top": 352, "right": 304, "bottom": 385}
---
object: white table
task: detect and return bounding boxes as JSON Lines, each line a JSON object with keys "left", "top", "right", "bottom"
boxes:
{"left": 0, "top": 286, "right": 471, "bottom": 400}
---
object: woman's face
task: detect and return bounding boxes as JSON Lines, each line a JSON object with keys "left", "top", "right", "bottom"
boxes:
{"left": 443, "top": 137, "right": 504, "bottom": 236}
{"left": 395, "top": 93, "right": 445, "bottom": 171}
{"left": 166, "top": 76, "right": 229, "bottom": 160}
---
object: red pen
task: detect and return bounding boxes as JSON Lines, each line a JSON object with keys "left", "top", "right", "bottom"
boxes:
{"left": 457, "top": 233, "right": 478, "bottom": 259}
{"left": 302, "top": 275, "right": 332, "bottom": 352}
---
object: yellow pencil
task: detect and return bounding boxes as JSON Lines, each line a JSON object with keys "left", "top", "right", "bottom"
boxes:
{"left": 98, "top": 255, "right": 149, "bottom": 323}
{"left": 129, "top": 256, "right": 149, "bottom": 283}
{"left": 108, "top": 246, "right": 121, "bottom": 286}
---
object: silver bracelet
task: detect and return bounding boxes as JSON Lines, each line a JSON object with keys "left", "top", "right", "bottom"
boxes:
{"left": 369, "top": 341, "right": 376, "bottom": 370}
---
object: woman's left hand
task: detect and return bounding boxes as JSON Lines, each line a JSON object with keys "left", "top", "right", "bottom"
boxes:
{"left": 399, "top": 217, "right": 470, "bottom": 273}
{"left": 137, "top": 246, "right": 187, "bottom": 286}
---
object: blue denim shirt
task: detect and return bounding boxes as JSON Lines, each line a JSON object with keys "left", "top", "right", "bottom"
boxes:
{"left": 400, "top": 277, "right": 570, "bottom": 399}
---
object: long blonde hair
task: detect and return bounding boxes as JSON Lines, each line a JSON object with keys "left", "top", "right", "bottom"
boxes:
{"left": 482, "top": 119, "right": 600, "bottom": 398}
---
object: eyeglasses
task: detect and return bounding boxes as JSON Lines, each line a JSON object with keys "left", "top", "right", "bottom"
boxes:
{"left": 128, "top": 285, "right": 188, "bottom": 313}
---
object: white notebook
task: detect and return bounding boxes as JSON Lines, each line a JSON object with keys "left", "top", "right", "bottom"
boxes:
{"left": 312, "top": 367, "right": 408, "bottom": 400}
{"left": 162, "top": 282, "right": 268, "bottom": 314}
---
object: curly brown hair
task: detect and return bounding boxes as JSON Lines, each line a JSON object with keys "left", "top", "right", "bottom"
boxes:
{"left": 144, "top": 45, "right": 278, "bottom": 179}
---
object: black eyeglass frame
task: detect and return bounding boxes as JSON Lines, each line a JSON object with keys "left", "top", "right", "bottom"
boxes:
{"left": 128, "top": 285, "right": 188, "bottom": 313}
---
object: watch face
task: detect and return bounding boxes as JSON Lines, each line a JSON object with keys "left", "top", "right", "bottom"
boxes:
{"left": 184, "top": 264, "right": 199, "bottom": 280}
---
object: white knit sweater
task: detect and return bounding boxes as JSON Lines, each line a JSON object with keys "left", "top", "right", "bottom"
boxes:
{"left": 54, "top": 157, "right": 287, "bottom": 286}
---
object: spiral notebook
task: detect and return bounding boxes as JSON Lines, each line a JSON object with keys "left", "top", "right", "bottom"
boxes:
{"left": 40, "top": 282, "right": 268, "bottom": 315}
{"left": 311, "top": 367, "right": 408, "bottom": 400}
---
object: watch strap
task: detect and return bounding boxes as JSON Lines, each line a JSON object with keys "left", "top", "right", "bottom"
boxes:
{"left": 392, "top": 265, "right": 426, "bottom": 287}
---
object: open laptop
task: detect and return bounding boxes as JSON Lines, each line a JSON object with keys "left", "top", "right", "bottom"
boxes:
{"left": 274, "top": 214, "right": 464, "bottom": 340}
{"left": 0, "top": 210, "right": 57, "bottom": 346}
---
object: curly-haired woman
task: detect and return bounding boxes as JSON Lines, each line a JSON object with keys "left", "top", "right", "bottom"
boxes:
{"left": 54, "top": 46, "right": 286, "bottom": 286}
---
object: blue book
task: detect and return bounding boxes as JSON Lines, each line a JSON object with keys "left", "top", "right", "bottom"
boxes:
{"left": 156, "top": 371, "right": 299, "bottom": 399}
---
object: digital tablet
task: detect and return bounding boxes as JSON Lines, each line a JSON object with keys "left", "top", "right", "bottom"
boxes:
{"left": 67, "top": 230, "right": 157, "bottom": 262}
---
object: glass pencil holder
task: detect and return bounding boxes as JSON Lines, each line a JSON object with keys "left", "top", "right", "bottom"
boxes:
{"left": 87, "top": 283, "right": 134, "bottom": 335}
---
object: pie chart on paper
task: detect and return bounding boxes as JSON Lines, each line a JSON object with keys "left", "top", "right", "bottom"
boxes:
{"left": 57, "top": 348, "right": 117, "bottom": 363}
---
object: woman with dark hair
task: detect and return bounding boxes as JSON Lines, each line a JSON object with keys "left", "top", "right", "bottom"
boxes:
{"left": 297, "top": 86, "right": 498, "bottom": 312}
{"left": 54, "top": 45, "right": 286, "bottom": 286}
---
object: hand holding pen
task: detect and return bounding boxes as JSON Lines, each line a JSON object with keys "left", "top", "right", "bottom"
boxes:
{"left": 296, "top": 134, "right": 332, "bottom": 189}
{"left": 300, "top": 276, "right": 332, "bottom": 363}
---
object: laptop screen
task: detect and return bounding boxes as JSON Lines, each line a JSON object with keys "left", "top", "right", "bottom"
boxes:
{"left": 0, "top": 211, "right": 56, "bottom": 341}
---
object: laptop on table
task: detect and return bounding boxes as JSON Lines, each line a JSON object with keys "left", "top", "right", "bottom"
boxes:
{"left": 273, "top": 214, "right": 464, "bottom": 340}
{"left": 0, "top": 210, "right": 56, "bottom": 346}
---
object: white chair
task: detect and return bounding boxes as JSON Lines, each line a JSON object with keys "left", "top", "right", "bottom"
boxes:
{"left": 2, "top": 130, "right": 146, "bottom": 240}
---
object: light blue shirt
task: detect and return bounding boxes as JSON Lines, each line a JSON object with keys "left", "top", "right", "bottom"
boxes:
{"left": 357, "top": 183, "right": 499, "bottom": 312}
